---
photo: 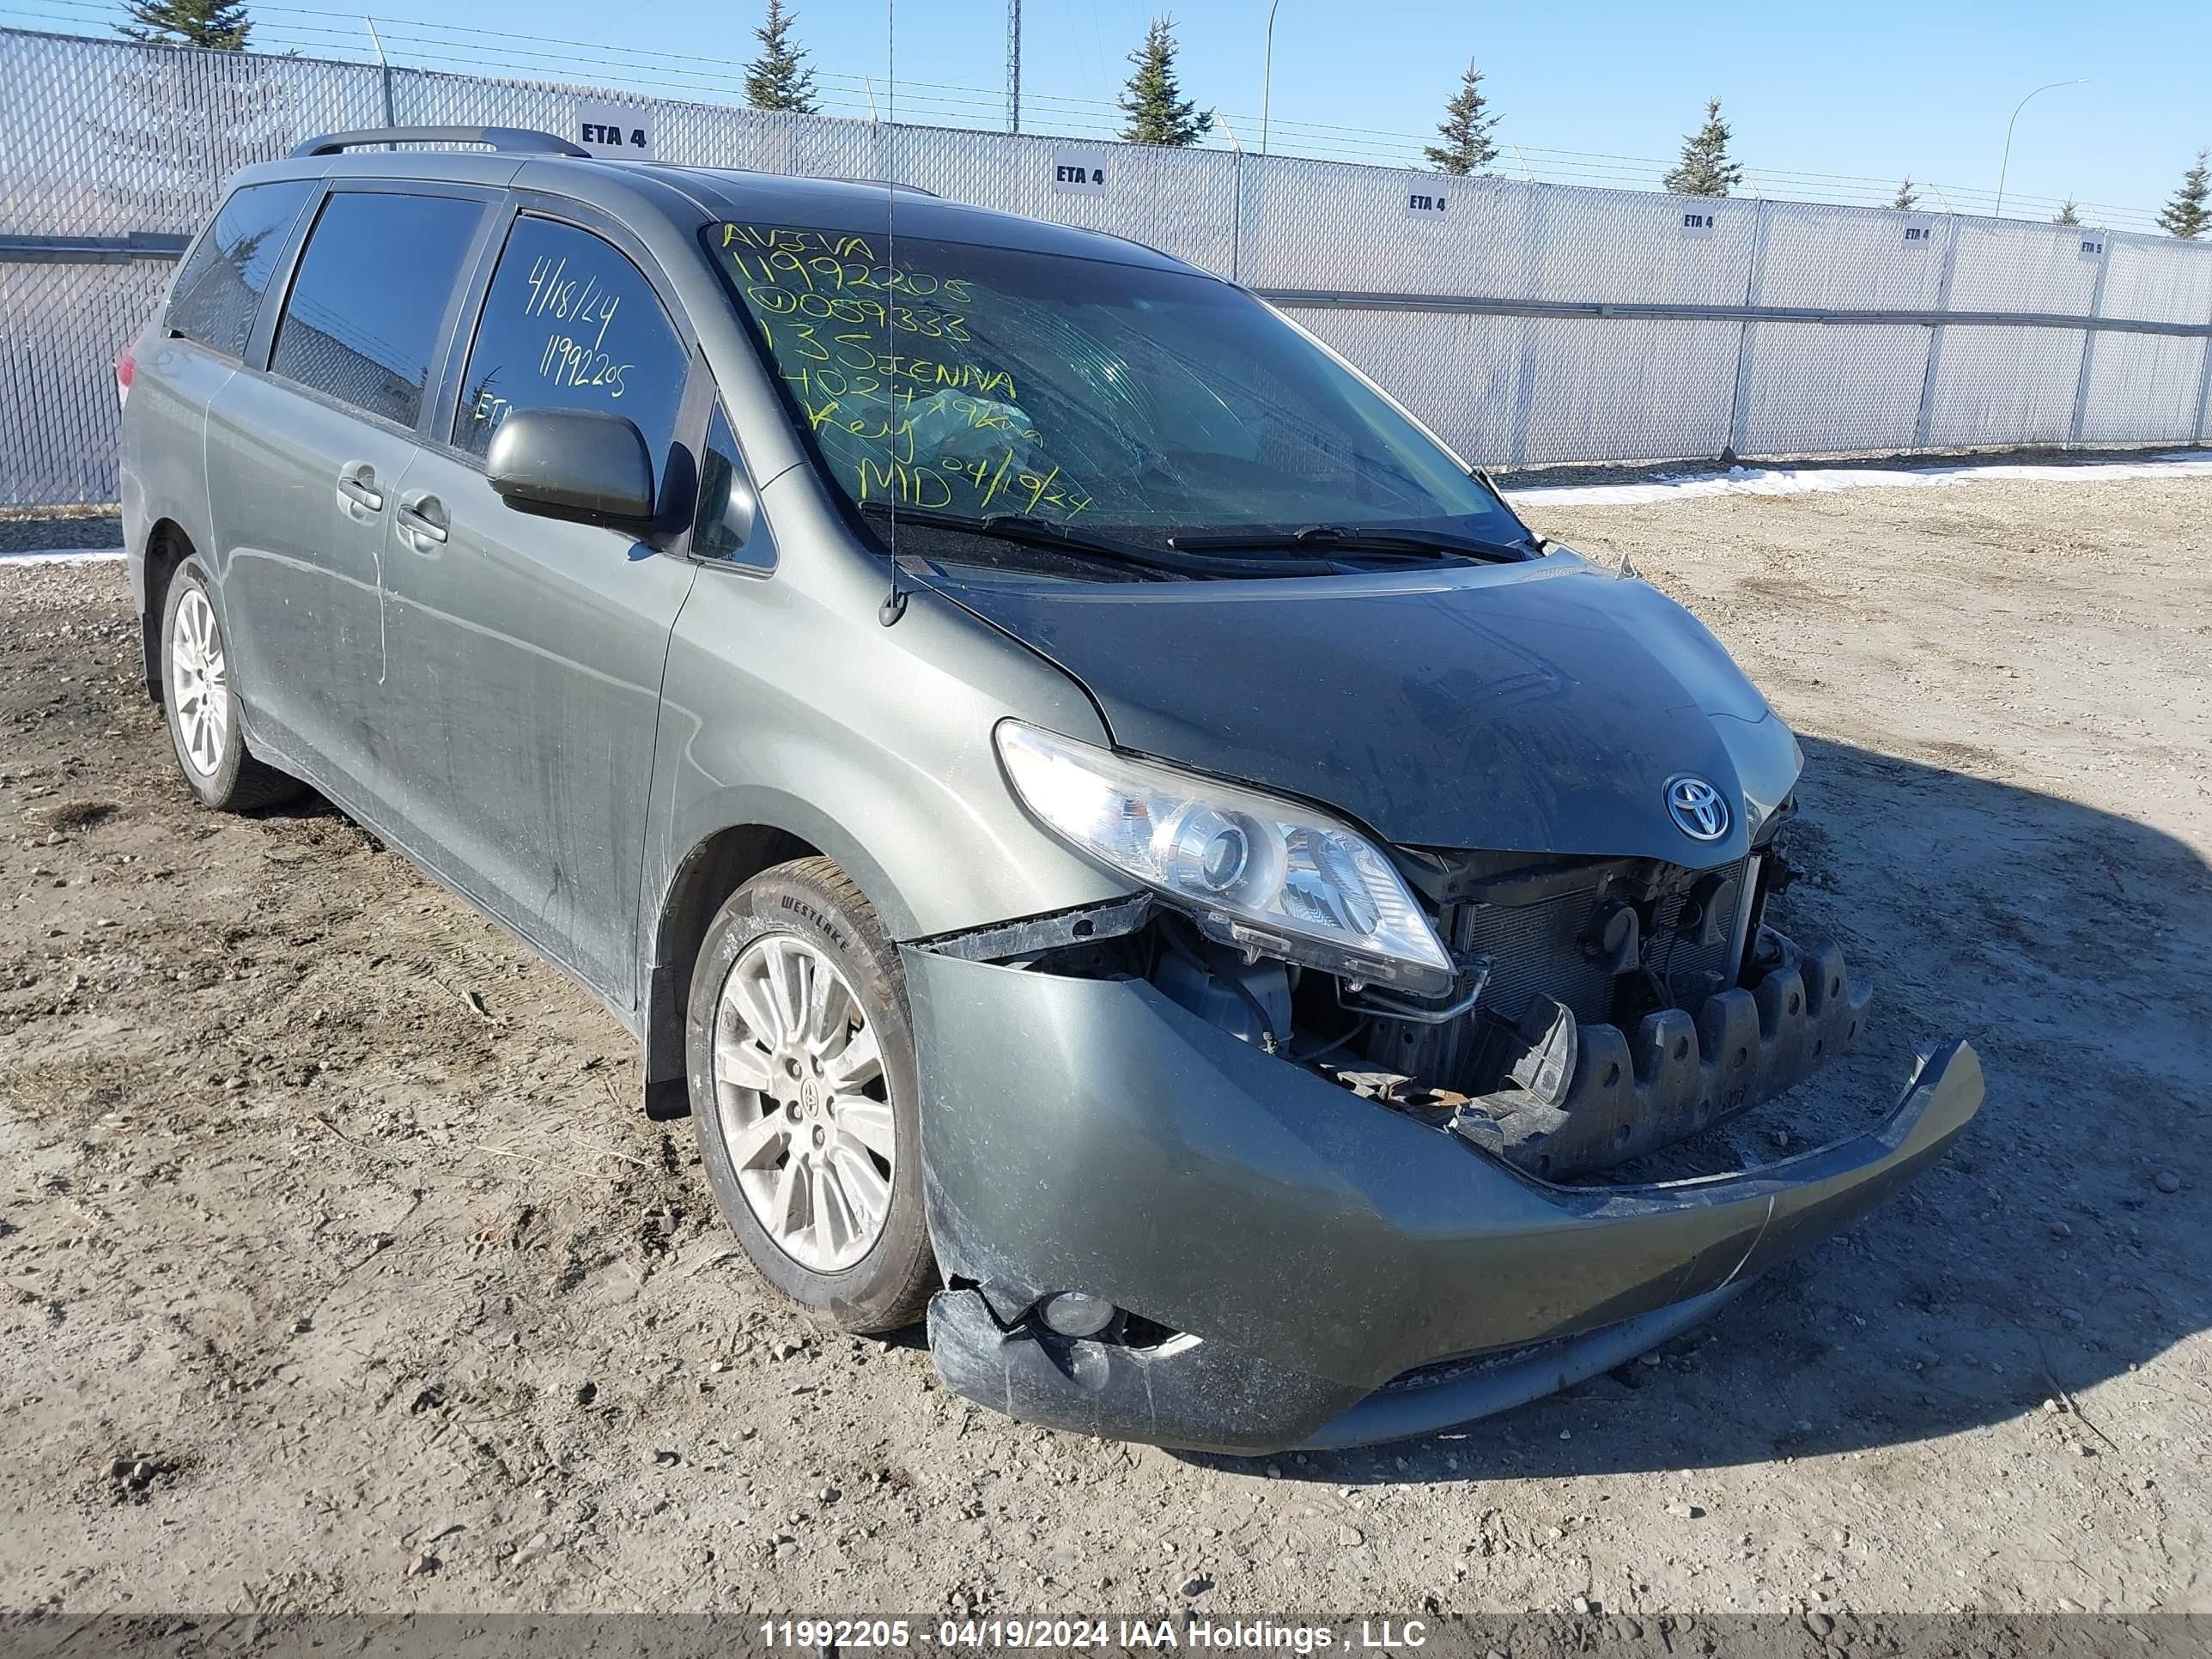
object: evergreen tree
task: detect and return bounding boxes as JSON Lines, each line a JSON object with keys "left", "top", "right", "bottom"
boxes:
{"left": 2155, "top": 149, "right": 2209, "bottom": 240}
{"left": 1424, "top": 58, "right": 1500, "bottom": 176}
{"left": 1891, "top": 178, "right": 1919, "bottom": 210}
{"left": 118, "top": 0, "right": 252, "bottom": 49}
{"left": 1662, "top": 97, "right": 1744, "bottom": 198}
{"left": 1118, "top": 16, "right": 1212, "bottom": 147}
{"left": 2054, "top": 199, "right": 2080, "bottom": 226}
{"left": 744, "top": 0, "right": 819, "bottom": 114}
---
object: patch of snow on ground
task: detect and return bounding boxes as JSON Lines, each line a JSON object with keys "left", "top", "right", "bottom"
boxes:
{"left": 1505, "top": 449, "right": 2212, "bottom": 508}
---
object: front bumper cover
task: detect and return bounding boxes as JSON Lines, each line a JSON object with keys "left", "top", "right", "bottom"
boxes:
{"left": 907, "top": 948, "right": 1982, "bottom": 1455}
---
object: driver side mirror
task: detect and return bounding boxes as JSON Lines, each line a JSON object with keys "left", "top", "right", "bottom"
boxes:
{"left": 487, "top": 408, "right": 658, "bottom": 531}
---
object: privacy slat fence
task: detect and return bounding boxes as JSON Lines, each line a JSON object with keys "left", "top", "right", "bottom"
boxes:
{"left": 3, "top": 26, "right": 2209, "bottom": 507}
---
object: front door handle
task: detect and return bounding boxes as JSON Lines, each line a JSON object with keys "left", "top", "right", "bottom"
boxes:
{"left": 397, "top": 491, "right": 448, "bottom": 546}
{"left": 336, "top": 460, "right": 384, "bottom": 513}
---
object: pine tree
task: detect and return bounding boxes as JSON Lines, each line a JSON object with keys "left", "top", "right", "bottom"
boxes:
{"left": 1424, "top": 58, "right": 1500, "bottom": 176}
{"left": 1662, "top": 97, "right": 1744, "bottom": 198}
{"left": 2054, "top": 199, "right": 2080, "bottom": 226}
{"left": 2155, "top": 149, "right": 2209, "bottom": 240}
{"left": 118, "top": 0, "right": 252, "bottom": 49}
{"left": 1118, "top": 16, "right": 1212, "bottom": 147}
{"left": 1891, "top": 178, "right": 1918, "bottom": 210}
{"left": 744, "top": 0, "right": 819, "bottom": 114}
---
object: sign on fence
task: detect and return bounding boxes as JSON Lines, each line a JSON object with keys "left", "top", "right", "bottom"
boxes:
{"left": 1051, "top": 157, "right": 1106, "bottom": 197}
{"left": 576, "top": 103, "right": 653, "bottom": 160}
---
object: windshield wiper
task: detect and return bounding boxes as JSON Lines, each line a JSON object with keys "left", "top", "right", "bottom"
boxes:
{"left": 1165, "top": 524, "right": 1535, "bottom": 562}
{"left": 860, "top": 504, "right": 1323, "bottom": 579}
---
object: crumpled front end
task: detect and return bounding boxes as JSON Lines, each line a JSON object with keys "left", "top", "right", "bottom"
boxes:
{"left": 906, "top": 825, "right": 1979, "bottom": 1454}
{"left": 1323, "top": 840, "right": 1872, "bottom": 1182}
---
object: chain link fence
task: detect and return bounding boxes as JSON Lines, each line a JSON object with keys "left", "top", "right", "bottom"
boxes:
{"left": 5, "top": 25, "right": 2211, "bottom": 507}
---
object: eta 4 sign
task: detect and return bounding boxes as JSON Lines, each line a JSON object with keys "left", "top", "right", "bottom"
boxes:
{"left": 576, "top": 103, "right": 654, "bottom": 160}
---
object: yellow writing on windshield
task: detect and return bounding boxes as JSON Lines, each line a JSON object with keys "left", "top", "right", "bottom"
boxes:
{"left": 714, "top": 222, "right": 1095, "bottom": 525}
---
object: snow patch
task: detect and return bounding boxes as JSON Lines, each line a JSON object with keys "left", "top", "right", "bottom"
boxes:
{"left": 1505, "top": 451, "right": 2212, "bottom": 508}
{"left": 0, "top": 546, "right": 126, "bottom": 565}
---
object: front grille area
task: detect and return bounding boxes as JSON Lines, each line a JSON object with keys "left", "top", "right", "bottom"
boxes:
{"left": 1358, "top": 855, "right": 1749, "bottom": 1096}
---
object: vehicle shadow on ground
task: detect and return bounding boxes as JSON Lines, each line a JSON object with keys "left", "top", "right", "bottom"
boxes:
{"left": 1187, "top": 735, "right": 2210, "bottom": 1483}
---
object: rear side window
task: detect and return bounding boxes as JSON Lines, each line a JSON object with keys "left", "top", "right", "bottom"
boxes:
{"left": 452, "top": 215, "right": 687, "bottom": 463}
{"left": 167, "top": 179, "right": 317, "bottom": 357}
{"left": 270, "top": 191, "right": 483, "bottom": 429}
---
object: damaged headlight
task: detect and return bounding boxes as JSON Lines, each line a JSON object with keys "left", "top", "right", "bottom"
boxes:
{"left": 995, "top": 722, "right": 1455, "bottom": 994}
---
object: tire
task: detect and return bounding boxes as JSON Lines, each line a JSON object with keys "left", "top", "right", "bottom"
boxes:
{"left": 159, "top": 556, "right": 301, "bottom": 813}
{"left": 685, "top": 856, "right": 936, "bottom": 1333}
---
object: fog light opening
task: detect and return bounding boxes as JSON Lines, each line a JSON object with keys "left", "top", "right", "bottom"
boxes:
{"left": 1036, "top": 1291, "right": 1117, "bottom": 1338}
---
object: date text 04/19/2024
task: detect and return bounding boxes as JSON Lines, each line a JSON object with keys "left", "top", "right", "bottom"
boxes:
{"left": 756, "top": 1620, "right": 1431, "bottom": 1651}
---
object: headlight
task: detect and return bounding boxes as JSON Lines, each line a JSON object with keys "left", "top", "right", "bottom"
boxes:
{"left": 995, "top": 722, "right": 1455, "bottom": 994}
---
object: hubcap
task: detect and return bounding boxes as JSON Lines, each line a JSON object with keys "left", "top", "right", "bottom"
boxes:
{"left": 168, "top": 587, "right": 228, "bottom": 778}
{"left": 711, "top": 933, "right": 893, "bottom": 1273}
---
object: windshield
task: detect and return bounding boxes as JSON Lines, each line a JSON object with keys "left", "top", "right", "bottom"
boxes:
{"left": 703, "top": 221, "right": 1524, "bottom": 553}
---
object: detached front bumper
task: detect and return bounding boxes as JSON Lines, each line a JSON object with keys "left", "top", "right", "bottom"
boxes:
{"left": 906, "top": 949, "right": 1983, "bottom": 1455}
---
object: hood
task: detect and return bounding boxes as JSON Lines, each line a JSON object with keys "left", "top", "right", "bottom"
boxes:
{"left": 924, "top": 552, "right": 1802, "bottom": 866}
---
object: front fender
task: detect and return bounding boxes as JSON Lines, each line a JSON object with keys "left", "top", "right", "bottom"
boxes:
{"left": 643, "top": 574, "right": 1122, "bottom": 945}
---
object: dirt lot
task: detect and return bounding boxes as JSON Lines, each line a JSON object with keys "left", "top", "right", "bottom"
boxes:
{"left": 1, "top": 473, "right": 2206, "bottom": 1622}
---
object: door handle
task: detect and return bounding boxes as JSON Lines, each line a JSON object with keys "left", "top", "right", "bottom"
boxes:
{"left": 397, "top": 492, "right": 448, "bottom": 546}
{"left": 336, "top": 461, "right": 384, "bottom": 513}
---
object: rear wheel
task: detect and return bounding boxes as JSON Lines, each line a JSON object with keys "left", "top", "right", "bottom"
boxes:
{"left": 160, "top": 557, "right": 300, "bottom": 812}
{"left": 685, "top": 857, "right": 935, "bottom": 1333}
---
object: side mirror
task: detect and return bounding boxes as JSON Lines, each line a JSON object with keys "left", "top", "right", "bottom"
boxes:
{"left": 487, "top": 408, "right": 656, "bottom": 530}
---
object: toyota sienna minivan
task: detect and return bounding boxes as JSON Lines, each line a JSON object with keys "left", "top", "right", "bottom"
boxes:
{"left": 118, "top": 125, "right": 1984, "bottom": 1454}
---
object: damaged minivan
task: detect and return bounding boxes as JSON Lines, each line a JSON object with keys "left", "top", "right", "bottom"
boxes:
{"left": 120, "top": 127, "right": 1984, "bottom": 1454}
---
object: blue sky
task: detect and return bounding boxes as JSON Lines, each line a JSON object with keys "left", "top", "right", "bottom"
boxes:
{"left": 16, "top": 0, "right": 2209, "bottom": 225}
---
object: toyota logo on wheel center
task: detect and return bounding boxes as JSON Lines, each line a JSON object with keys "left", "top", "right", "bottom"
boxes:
{"left": 1666, "top": 775, "right": 1730, "bottom": 841}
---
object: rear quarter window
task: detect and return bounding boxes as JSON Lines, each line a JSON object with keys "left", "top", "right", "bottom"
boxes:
{"left": 167, "top": 179, "right": 318, "bottom": 358}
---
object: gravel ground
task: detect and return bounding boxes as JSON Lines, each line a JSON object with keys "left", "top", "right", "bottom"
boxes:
{"left": 0, "top": 474, "right": 2205, "bottom": 1621}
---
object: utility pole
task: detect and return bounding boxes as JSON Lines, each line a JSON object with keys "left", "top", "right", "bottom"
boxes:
{"left": 1006, "top": 0, "right": 1021, "bottom": 133}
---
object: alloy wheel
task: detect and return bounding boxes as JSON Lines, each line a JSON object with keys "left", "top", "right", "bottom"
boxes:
{"left": 169, "top": 587, "right": 229, "bottom": 778}
{"left": 711, "top": 933, "right": 895, "bottom": 1273}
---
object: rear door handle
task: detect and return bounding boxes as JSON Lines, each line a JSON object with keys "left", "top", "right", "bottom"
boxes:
{"left": 336, "top": 461, "right": 385, "bottom": 513}
{"left": 397, "top": 491, "right": 448, "bottom": 546}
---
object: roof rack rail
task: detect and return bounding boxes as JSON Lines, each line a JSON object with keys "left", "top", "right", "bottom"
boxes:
{"left": 820, "top": 177, "right": 942, "bottom": 198}
{"left": 289, "top": 126, "right": 592, "bottom": 160}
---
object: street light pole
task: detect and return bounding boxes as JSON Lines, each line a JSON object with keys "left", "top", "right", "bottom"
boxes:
{"left": 1006, "top": 0, "right": 1021, "bottom": 134}
{"left": 1260, "top": 0, "right": 1282, "bottom": 155}
{"left": 1995, "top": 78, "right": 2086, "bottom": 219}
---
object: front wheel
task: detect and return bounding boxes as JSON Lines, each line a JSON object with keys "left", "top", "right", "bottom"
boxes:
{"left": 685, "top": 857, "right": 936, "bottom": 1333}
{"left": 159, "top": 556, "right": 301, "bottom": 812}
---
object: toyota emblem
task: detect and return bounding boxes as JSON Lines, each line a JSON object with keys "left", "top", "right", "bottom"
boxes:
{"left": 1666, "top": 775, "right": 1731, "bottom": 842}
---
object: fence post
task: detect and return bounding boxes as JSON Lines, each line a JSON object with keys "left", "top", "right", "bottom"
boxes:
{"left": 1507, "top": 178, "right": 1547, "bottom": 469}
{"left": 1912, "top": 214, "right": 1964, "bottom": 450}
{"left": 2066, "top": 230, "right": 2112, "bottom": 448}
{"left": 362, "top": 16, "right": 397, "bottom": 127}
{"left": 1228, "top": 146, "right": 1243, "bottom": 285}
{"left": 2193, "top": 268, "right": 2212, "bottom": 442}
{"left": 1724, "top": 198, "right": 1771, "bottom": 459}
